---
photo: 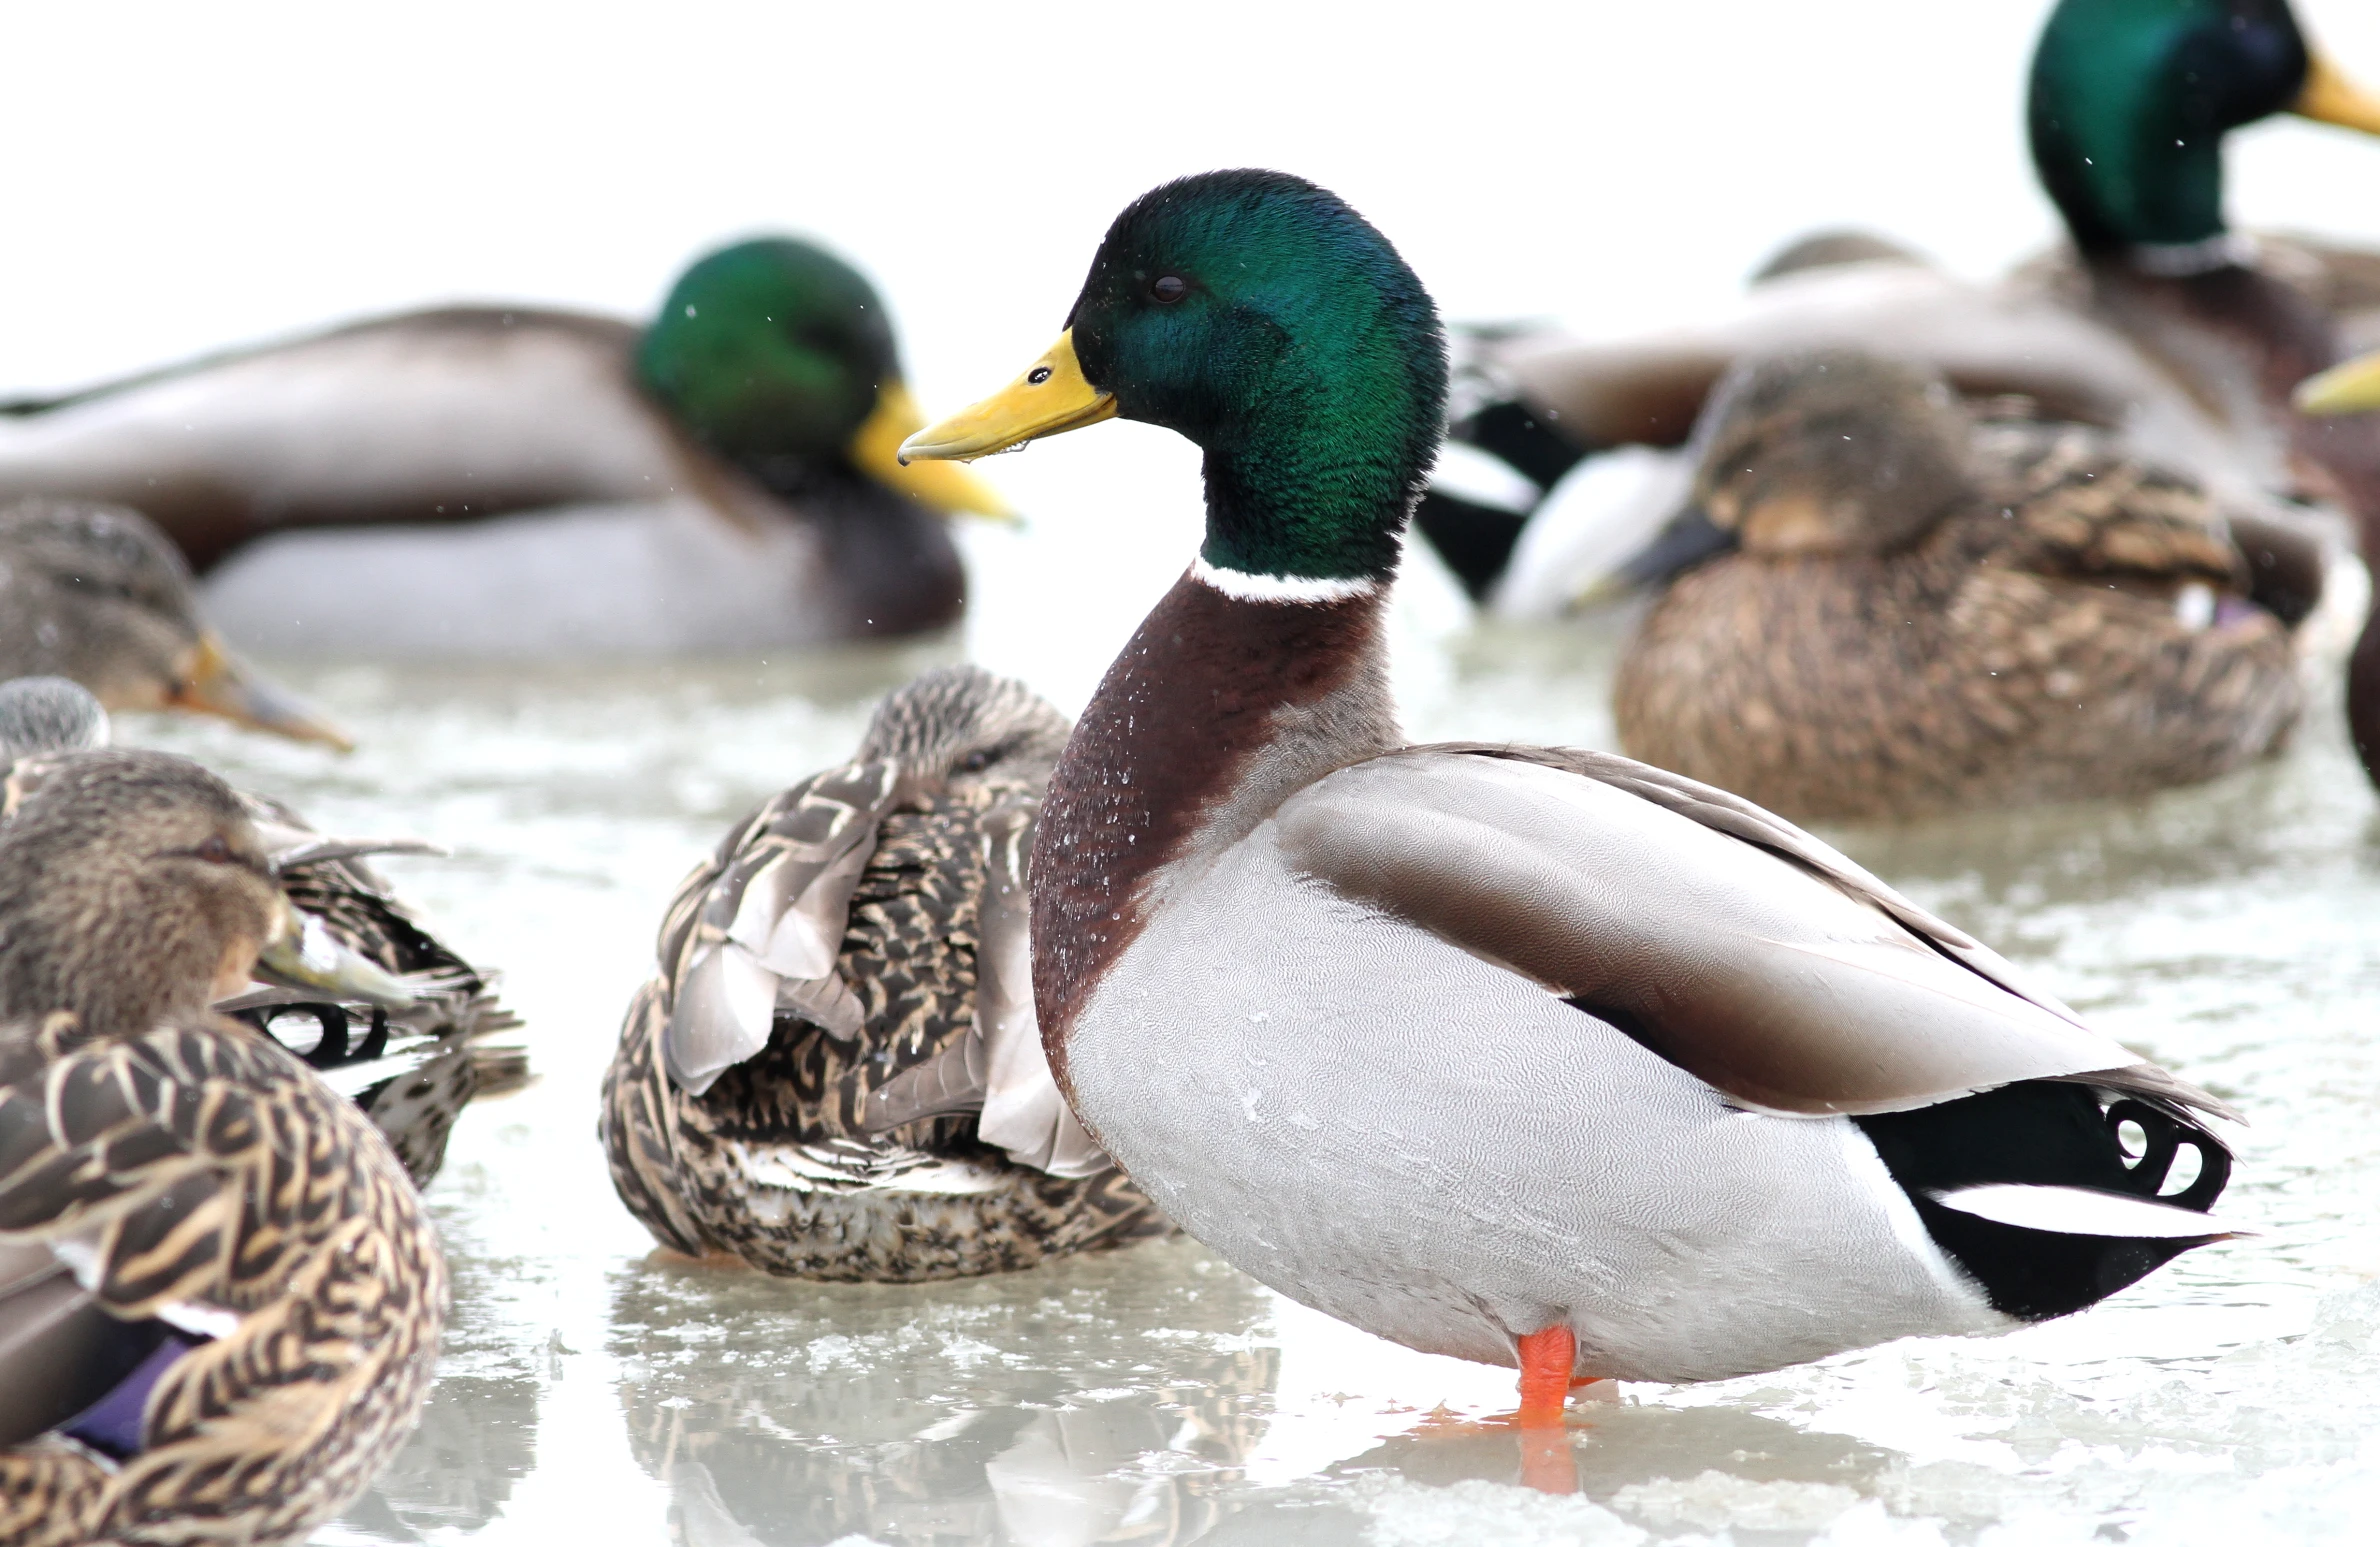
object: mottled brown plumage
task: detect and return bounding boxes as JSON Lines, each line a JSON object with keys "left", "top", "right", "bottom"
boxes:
{"left": 0, "top": 499, "right": 348, "bottom": 747}
{"left": 601, "top": 666, "right": 1166, "bottom": 1282}
{"left": 0, "top": 750, "right": 444, "bottom": 1547}
{"left": 1614, "top": 351, "right": 2309, "bottom": 821}
{"left": 0, "top": 681, "right": 524, "bottom": 1188}
{"left": 233, "top": 792, "right": 526, "bottom": 1188}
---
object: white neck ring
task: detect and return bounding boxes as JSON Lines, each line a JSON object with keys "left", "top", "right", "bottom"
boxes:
{"left": 1188, "top": 556, "right": 1380, "bottom": 605}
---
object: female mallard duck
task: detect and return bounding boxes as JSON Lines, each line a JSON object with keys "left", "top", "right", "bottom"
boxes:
{"left": 0, "top": 749, "right": 444, "bottom": 1546}
{"left": 0, "top": 675, "right": 525, "bottom": 1186}
{"left": 1422, "top": 1, "right": 2380, "bottom": 642}
{"left": 600, "top": 664, "right": 1165, "bottom": 1281}
{"left": 0, "top": 239, "right": 1010, "bottom": 658}
{"left": 898, "top": 170, "right": 2239, "bottom": 1419}
{"left": 1610, "top": 348, "right": 2311, "bottom": 820}
{"left": 0, "top": 497, "right": 349, "bottom": 747}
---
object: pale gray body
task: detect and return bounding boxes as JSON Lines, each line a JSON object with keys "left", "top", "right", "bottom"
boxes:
{"left": 1065, "top": 754, "right": 2011, "bottom": 1382}
{"left": 0, "top": 311, "right": 868, "bottom": 659}
{"left": 201, "top": 498, "right": 835, "bottom": 660}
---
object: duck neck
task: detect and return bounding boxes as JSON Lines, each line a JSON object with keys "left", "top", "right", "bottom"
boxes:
{"left": 2133, "top": 262, "right": 2380, "bottom": 528}
{"left": 2094, "top": 256, "right": 2380, "bottom": 791}
{"left": 1030, "top": 561, "right": 1397, "bottom": 1052}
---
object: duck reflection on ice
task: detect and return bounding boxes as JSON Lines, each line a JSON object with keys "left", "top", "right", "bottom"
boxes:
{"left": 609, "top": 1238, "right": 1278, "bottom": 1547}
{"left": 1334, "top": 1401, "right": 1893, "bottom": 1507}
{"left": 337, "top": 1374, "right": 543, "bottom": 1541}
{"left": 636, "top": 1394, "right": 1263, "bottom": 1547}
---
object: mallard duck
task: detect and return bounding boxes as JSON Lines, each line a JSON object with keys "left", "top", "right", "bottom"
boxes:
{"left": 0, "top": 676, "right": 525, "bottom": 1186}
{"left": 898, "top": 170, "right": 2239, "bottom": 1420}
{"left": 1610, "top": 349, "right": 2313, "bottom": 820}
{"left": 2025, "top": 0, "right": 2380, "bottom": 780}
{"left": 0, "top": 749, "right": 444, "bottom": 1547}
{"left": 0, "top": 239, "right": 1011, "bottom": 658}
{"left": 601, "top": 664, "right": 1165, "bottom": 1281}
{"left": 1422, "top": 1, "right": 2380, "bottom": 647}
{"left": 0, "top": 497, "right": 349, "bottom": 747}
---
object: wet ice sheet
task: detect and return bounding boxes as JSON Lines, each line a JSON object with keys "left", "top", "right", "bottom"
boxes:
{"left": 120, "top": 603, "right": 2380, "bottom": 1547}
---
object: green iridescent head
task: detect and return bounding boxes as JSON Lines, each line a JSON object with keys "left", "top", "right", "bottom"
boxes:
{"left": 2028, "top": 0, "right": 2380, "bottom": 254}
{"left": 636, "top": 238, "right": 1010, "bottom": 518}
{"left": 638, "top": 238, "right": 895, "bottom": 461}
{"left": 901, "top": 171, "right": 1447, "bottom": 584}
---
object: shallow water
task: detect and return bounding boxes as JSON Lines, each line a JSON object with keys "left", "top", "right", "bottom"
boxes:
{"left": 127, "top": 581, "right": 2380, "bottom": 1547}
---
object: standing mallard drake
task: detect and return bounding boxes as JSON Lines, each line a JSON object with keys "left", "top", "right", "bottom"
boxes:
{"left": 0, "top": 676, "right": 525, "bottom": 1186}
{"left": 0, "top": 239, "right": 1010, "bottom": 658}
{"left": 1611, "top": 349, "right": 2312, "bottom": 820}
{"left": 900, "top": 170, "right": 2239, "bottom": 1418}
{"left": 601, "top": 665, "right": 1164, "bottom": 1281}
{"left": 0, "top": 750, "right": 444, "bottom": 1547}
{"left": 0, "top": 497, "right": 349, "bottom": 747}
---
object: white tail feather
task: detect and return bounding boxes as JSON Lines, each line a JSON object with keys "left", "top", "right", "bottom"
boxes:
{"left": 1930, "top": 1183, "right": 2245, "bottom": 1239}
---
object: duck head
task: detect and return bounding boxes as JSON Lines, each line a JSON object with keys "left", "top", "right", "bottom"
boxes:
{"left": 900, "top": 170, "right": 1448, "bottom": 588}
{"left": 636, "top": 237, "right": 1011, "bottom": 521}
{"left": 0, "top": 500, "right": 350, "bottom": 750}
{"left": 0, "top": 749, "right": 410, "bottom": 1036}
{"left": 857, "top": 664, "right": 1072, "bottom": 796}
{"left": 0, "top": 750, "right": 287, "bottom": 1030}
{"left": 2029, "top": 0, "right": 2380, "bottom": 261}
{"left": 1688, "top": 351, "right": 1973, "bottom": 558}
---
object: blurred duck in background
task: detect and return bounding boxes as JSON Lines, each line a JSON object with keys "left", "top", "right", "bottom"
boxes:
{"left": 602, "top": 665, "right": 1167, "bottom": 1282}
{"left": 0, "top": 497, "right": 350, "bottom": 749}
{"left": 1420, "top": 0, "right": 2380, "bottom": 671}
{"left": 1613, "top": 350, "right": 2315, "bottom": 821}
{"left": 0, "top": 676, "right": 525, "bottom": 1186}
{"left": 0, "top": 750, "right": 443, "bottom": 1547}
{"left": 0, "top": 238, "right": 1012, "bottom": 659}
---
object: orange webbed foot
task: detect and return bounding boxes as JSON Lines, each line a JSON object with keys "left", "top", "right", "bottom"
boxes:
{"left": 1515, "top": 1324, "right": 1578, "bottom": 1426}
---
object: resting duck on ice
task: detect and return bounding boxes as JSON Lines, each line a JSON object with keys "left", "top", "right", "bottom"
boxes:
{"left": 897, "top": 170, "right": 2241, "bottom": 1418}
{"left": 601, "top": 665, "right": 1166, "bottom": 1280}
{"left": 0, "top": 239, "right": 1011, "bottom": 658}
{"left": 0, "top": 751, "right": 442, "bottom": 1545}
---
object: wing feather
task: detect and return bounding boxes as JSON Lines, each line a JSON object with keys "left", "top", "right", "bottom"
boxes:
{"left": 661, "top": 761, "right": 899, "bottom": 1094}
{"left": 1279, "top": 748, "right": 2229, "bottom": 1119}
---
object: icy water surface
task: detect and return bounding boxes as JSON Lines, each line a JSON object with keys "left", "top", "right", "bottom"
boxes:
{"left": 125, "top": 604, "right": 2380, "bottom": 1547}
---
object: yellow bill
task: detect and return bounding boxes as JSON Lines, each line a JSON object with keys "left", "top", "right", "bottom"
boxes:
{"left": 898, "top": 331, "right": 1118, "bottom": 464}
{"left": 848, "top": 380, "right": 1020, "bottom": 522}
{"left": 2294, "top": 349, "right": 2380, "bottom": 414}
{"left": 170, "top": 632, "right": 354, "bottom": 752}
{"left": 2294, "top": 50, "right": 2380, "bottom": 135}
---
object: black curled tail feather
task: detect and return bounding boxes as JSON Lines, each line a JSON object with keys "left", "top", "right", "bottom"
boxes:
{"left": 1855, "top": 1080, "right": 2233, "bottom": 1322}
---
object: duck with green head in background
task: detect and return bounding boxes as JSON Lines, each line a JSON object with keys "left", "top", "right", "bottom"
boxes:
{"left": 0, "top": 238, "right": 1011, "bottom": 657}
{"left": 1421, "top": 0, "right": 2380, "bottom": 641}
{"left": 897, "top": 169, "right": 2242, "bottom": 1431}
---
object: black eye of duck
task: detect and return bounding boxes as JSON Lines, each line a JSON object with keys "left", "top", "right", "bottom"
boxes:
{"left": 189, "top": 835, "right": 236, "bottom": 864}
{"left": 1150, "top": 274, "right": 1189, "bottom": 304}
{"left": 957, "top": 750, "right": 995, "bottom": 774}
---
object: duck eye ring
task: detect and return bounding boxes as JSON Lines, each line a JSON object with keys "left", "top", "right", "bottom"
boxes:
{"left": 192, "top": 836, "right": 234, "bottom": 864}
{"left": 1151, "top": 274, "right": 1188, "bottom": 303}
